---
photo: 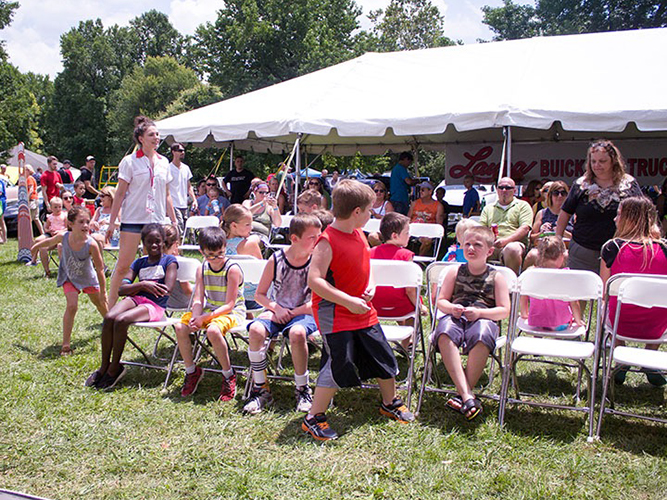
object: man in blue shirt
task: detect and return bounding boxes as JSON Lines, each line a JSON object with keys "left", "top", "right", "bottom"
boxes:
{"left": 389, "top": 152, "right": 417, "bottom": 215}
{"left": 462, "top": 174, "right": 480, "bottom": 217}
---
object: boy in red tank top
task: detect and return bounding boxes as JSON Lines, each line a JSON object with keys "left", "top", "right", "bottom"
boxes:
{"left": 303, "top": 180, "right": 415, "bottom": 441}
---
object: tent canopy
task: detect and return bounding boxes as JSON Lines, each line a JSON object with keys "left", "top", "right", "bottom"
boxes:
{"left": 157, "top": 28, "right": 667, "bottom": 155}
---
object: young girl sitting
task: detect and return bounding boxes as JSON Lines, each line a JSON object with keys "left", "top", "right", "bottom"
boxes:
{"left": 85, "top": 223, "right": 178, "bottom": 390}
{"left": 520, "top": 236, "right": 582, "bottom": 331}
{"left": 31, "top": 206, "right": 108, "bottom": 355}
{"left": 600, "top": 196, "right": 667, "bottom": 386}
{"left": 205, "top": 185, "right": 226, "bottom": 222}
{"left": 443, "top": 218, "right": 481, "bottom": 263}
{"left": 90, "top": 186, "right": 120, "bottom": 252}
{"left": 164, "top": 224, "right": 193, "bottom": 310}
{"left": 30, "top": 196, "right": 68, "bottom": 276}
{"left": 223, "top": 204, "right": 263, "bottom": 313}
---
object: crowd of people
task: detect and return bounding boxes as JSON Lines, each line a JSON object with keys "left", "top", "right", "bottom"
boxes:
{"left": 15, "top": 118, "right": 667, "bottom": 440}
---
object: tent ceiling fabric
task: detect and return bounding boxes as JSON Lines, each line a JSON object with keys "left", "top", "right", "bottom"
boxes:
{"left": 157, "top": 28, "right": 667, "bottom": 155}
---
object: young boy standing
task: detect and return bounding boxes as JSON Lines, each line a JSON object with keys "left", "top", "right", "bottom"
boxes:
{"left": 243, "top": 214, "right": 322, "bottom": 414}
{"left": 433, "top": 226, "right": 510, "bottom": 420}
{"left": 304, "top": 180, "right": 415, "bottom": 441}
{"left": 175, "top": 226, "right": 246, "bottom": 401}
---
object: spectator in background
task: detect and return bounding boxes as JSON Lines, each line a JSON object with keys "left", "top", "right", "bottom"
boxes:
{"left": 168, "top": 143, "right": 196, "bottom": 231}
{"left": 297, "top": 190, "right": 323, "bottom": 214}
{"left": 223, "top": 155, "right": 254, "bottom": 204}
{"left": 462, "top": 174, "right": 480, "bottom": 217}
{"left": 25, "top": 165, "right": 44, "bottom": 235}
{"left": 0, "top": 171, "right": 6, "bottom": 244}
{"left": 390, "top": 151, "right": 418, "bottom": 215}
{"left": 656, "top": 177, "right": 667, "bottom": 236}
{"left": 268, "top": 176, "right": 288, "bottom": 214}
{"left": 521, "top": 179, "right": 544, "bottom": 214}
{"left": 58, "top": 160, "right": 74, "bottom": 184}
{"left": 32, "top": 166, "right": 43, "bottom": 185}
{"left": 435, "top": 186, "right": 451, "bottom": 224}
{"left": 0, "top": 164, "right": 8, "bottom": 182}
{"left": 41, "top": 156, "right": 64, "bottom": 213}
{"left": 304, "top": 177, "right": 330, "bottom": 209}
{"left": 79, "top": 155, "right": 100, "bottom": 202}
{"left": 408, "top": 181, "right": 445, "bottom": 256}
{"left": 480, "top": 177, "right": 533, "bottom": 275}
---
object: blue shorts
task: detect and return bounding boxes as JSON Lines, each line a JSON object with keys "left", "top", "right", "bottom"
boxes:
{"left": 249, "top": 314, "right": 318, "bottom": 338}
{"left": 120, "top": 223, "right": 146, "bottom": 234}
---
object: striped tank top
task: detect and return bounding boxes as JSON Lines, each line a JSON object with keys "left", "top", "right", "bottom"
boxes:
{"left": 203, "top": 259, "right": 246, "bottom": 323}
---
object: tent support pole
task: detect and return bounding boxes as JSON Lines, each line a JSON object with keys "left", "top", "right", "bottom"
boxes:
{"left": 294, "top": 134, "right": 302, "bottom": 214}
{"left": 497, "top": 129, "right": 507, "bottom": 186}
{"left": 506, "top": 126, "right": 513, "bottom": 178}
{"left": 229, "top": 142, "right": 234, "bottom": 171}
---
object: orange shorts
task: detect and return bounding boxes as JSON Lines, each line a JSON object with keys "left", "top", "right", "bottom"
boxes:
{"left": 180, "top": 311, "right": 238, "bottom": 335}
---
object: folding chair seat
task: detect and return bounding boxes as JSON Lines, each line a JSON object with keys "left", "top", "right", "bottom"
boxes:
{"left": 416, "top": 262, "right": 517, "bottom": 415}
{"left": 363, "top": 218, "right": 381, "bottom": 234}
{"left": 498, "top": 268, "right": 603, "bottom": 440}
{"left": 409, "top": 222, "right": 444, "bottom": 265}
{"left": 123, "top": 256, "right": 201, "bottom": 390}
{"left": 180, "top": 216, "right": 220, "bottom": 252}
{"left": 595, "top": 276, "right": 667, "bottom": 438}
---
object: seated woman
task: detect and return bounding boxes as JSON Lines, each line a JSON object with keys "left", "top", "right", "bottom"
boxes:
{"left": 408, "top": 181, "right": 444, "bottom": 256}
{"left": 242, "top": 182, "right": 281, "bottom": 240}
{"left": 367, "top": 181, "right": 395, "bottom": 246}
{"left": 268, "top": 175, "right": 288, "bottom": 214}
{"left": 304, "top": 177, "right": 330, "bottom": 209}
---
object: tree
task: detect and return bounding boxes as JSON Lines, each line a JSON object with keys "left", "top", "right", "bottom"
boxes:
{"left": 129, "top": 10, "right": 186, "bottom": 65}
{"left": 367, "top": 0, "right": 456, "bottom": 52}
{"left": 483, "top": 0, "right": 667, "bottom": 40}
{"left": 0, "top": 62, "right": 39, "bottom": 157}
{"left": 160, "top": 83, "right": 223, "bottom": 119}
{"left": 194, "top": 0, "right": 362, "bottom": 97}
{"left": 0, "top": 0, "right": 18, "bottom": 60}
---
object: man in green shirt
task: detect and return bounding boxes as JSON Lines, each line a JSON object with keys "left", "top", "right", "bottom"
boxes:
{"left": 480, "top": 177, "right": 533, "bottom": 274}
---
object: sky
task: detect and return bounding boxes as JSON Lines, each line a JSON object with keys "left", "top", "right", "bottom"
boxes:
{"left": 1, "top": 0, "right": 532, "bottom": 78}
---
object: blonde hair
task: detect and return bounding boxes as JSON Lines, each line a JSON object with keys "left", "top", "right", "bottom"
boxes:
{"left": 455, "top": 218, "right": 481, "bottom": 245}
{"left": 297, "top": 189, "right": 322, "bottom": 208}
{"left": 544, "top": 180, "right": 569, "bottom": 211}
{"left": 536, "top": 236, "right": 566, "bottom": 267}
{"left": 331, "top": 179, "right": 374, "bottom": 219}
{"left": 222, "top": 204, "right": 251, "bottom": 235}
{"left": 463, "top": 226, "right": 494, "bottom": 248}
{"left": 615, "top": 196, "right": 661, "bottom": 270}
{"left": 100, "top": 186, "right": 116, "bottom": 204}
{"left": 584, "top": 139, "right": 627, "bottom": 186}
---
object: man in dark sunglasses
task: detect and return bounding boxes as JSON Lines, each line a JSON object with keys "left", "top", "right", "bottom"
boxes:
{"left": 479, "top": 177, "right": 533, "bottom": 274}
{"left": 169, "top": 143, "right": 197, "bottom": 231}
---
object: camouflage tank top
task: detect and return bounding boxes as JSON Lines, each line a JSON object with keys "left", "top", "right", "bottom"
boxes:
{"left": 452, "top": 264, "right": 496, "bottom": 309}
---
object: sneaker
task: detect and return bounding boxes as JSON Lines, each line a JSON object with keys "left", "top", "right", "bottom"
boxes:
{"left": 97, "top": 365, "right": 127, "bottom": 391}
{"left": 181, "top": 366, "right": 204, "bottom": 397}
{"left": 84, "top": 370, "right": 103, "bottom": 388}
{"left": 243, "top": 386, "right": 274, "bottom": 414}
{"left": 302, "top": 413, "right": 338, "bottom": 441}
{"left": 379, "top": 397, "right": 415, "bottom": 424}
{"left": 218, "top": 373, "right": 237, "bottom": 402}
{"left": 295, "top": 385, "right": 313, "bottom": 413}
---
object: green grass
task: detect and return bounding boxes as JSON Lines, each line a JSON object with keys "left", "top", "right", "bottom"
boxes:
{"left": 1, "top": 239, "right": 667, "bottom": 499}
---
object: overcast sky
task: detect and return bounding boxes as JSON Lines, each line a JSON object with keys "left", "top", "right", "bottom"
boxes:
{"left": 2, "top": 0, "right": 532, "bottom": 78}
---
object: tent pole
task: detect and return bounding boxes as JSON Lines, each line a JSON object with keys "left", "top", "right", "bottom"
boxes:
{"left": 229, "top": 142, "right": 234, "bottom": 171}
{"left": 294, "top": 134, "right": 302, "bottom": 214}
{"left": 506, "top": 126, "right": 513, "bottom": 178}
{"left": 497, "top": 128, "right": 507, "bottom": 186}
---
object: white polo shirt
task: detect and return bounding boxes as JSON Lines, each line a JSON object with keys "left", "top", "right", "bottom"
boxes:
{"left": 118, "top": 149, "right": 172, "bottom": 224}
{"left": 168, "top": 161, "right": 193, "bottom": 209}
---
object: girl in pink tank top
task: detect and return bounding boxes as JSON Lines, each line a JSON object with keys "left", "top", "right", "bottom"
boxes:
{"left": 520, "top": 236, "right": 583, "bottom": 330}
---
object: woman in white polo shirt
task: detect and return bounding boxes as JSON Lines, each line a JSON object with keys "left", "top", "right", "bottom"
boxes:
{"left": 106, "top": 115, "right": 177, "bottom": 306}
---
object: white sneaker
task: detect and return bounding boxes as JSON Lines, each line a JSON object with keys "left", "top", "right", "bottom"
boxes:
{"left": 295, "top": 385, "right": 313, "bottom": 413}
{"left": 243, "top": 386, "right": 274, "bottom": 414}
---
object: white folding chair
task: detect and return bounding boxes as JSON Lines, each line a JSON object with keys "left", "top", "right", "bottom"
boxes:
{"left": 416, "top": 262, "right": 517, "bottom": 415}
{"left": 409, "top": 222, "right": 444, "bottom": 264}
{"left": 498, "top": 268, "right": 603, "bottom": 440}
{"left": 266, "top": 214, "right": 294, "bottom": 253}
{"left": 180, "top": 216, "right": 220, "bottom": 252}
{"left": 123, "top": 256, "right": 201, "bottom": 389}
{"left": 595, "top": 276, "right": 667, "bottom": 438}
{"left": 363, "top": 218, "right": 382, "bottom": 234}
{"left": 370, "top": 259, "right": 423, "bottom": 407}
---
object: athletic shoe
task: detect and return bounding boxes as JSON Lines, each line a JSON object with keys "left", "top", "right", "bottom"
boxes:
{"left": 295, "top": 385, "right": 313, "bottom": 413}
{"left": 218, "top": 373, "right": 237, "bottom": 402}
{"left": 98, "top": 365, "right": 127, "bottom": 391}
{"left": 379, "top": 397, "right": 415, "bottom": 423}
{"left": 243, "top": 386, "right": 274, "bottom": 414}
{"left": 181, "top": 366, "right": 204, "bottom": 397}
{"left": 302, "top": 413, "right": 338, "bottom": 441}
{"left": 84, "top": 370, "right": 103, "bottom": 388}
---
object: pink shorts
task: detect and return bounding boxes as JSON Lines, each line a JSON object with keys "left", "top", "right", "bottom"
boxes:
{"left": 62, "top": 281, "right": 100, "bottom": 295}
{"left": 130, "top": 296, "right": 166, "bottom": 322}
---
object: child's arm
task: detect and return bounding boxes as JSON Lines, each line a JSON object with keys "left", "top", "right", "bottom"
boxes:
{"left": 106, "top": 180, "right": 128, "bottom": 243}
{"left": 463, "top": 273, "right": 510, "bottom": 322}
{"left": 436, "top": 265, "right": 465, "bottom": 318}
{"left": 520, "top": 295, "right": 529, "bottom": 319}
{"left": 570, "top": 300, "right": 583, "bottom": 326}
{"left": 254, "top": 255, "right": 290, "bottom": 323}
{"left": 308, "top": 239, "right": 370, "bottom": 315}
{"left": 238, "top": 235, "right": 263, "bottom": 259}
{"left": 206, "top": 265, "right": 243, "bottom": 319}
{"left": 187, "top": 267, "right": 206, "bottom": 328}
{"left": 44, "top": 216, "right": 52, "bottom": 234}
{"left": 362, "top": 265, "right": 375, "bottom": 303}
{"left": 31, "top": 232, "right": 64, "bottom": 252}
{"left": 89, "top": 240, "right": 107, "bottom": 303}
{"left": 90, "top": 207, "right": 101, "bottom": 231}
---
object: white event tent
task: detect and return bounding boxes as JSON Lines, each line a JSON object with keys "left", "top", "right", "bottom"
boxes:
{"left": 157, "top": 28, "right": 667, "bottom": 184}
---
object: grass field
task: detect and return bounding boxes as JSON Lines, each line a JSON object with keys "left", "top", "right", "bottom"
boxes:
{"left": 1, "top": 239, "right": 666, "bottom": 500}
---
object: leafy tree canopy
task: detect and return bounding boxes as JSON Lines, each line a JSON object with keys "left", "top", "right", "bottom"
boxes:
{"left": 0, "top": 0, "right": 18, "bottom": 60}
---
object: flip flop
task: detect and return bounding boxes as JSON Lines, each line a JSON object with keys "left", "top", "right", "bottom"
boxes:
{"left": 445, "top": 396, "right": 463, "bottom": 413}
{"left": 461, "top": 398, "right": 483, "bottom": 421}
{"left": 60, "top": 346, "right": 73, "bottom": 356}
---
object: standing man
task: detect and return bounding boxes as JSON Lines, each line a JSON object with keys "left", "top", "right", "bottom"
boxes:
{"left": 389, "top": 151, "right": 418, "bottom": 215}
{"left": 58, "top": 160, "right": 74, "bottom": 184}
{"left": 79, "top": 155, "right": 100, "bottom": 202}
{"left": 462, "top": 174, "right": 481, "bottom": 217}
{"left": 168, "top": 143, "right": 196, "bottom": 231}
{"left": 25, "top": 165, "right": 44, "bottom": 235}
{"left": 479, "top": 177, "right": 533, "bottom": 274}
{"left": 41, "top": 156, "right": 64, "bottom": 213}
{"left": 223, "top": 155, "right": 254, "bottom": 204}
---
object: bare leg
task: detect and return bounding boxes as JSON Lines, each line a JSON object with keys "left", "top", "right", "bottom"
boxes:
{"left": 175, "top": 322, "right": 195, "bottom": 367}
{"left": 108, "top": 232, "right": 142, "bottom": 306}
{"left": 99, "top": 298, "right": 136, "bottom": 375}
{"left": 289, "top": 326, "right": 309, "bottom": 376}
{"left": 464, "top": 343, "right": 491, "bottom": 389}
{"left": 438, "top": 335, "right": 474, "bottom": 402}
{"left": 501, "top": 242, "right": 523, "bottom": 275}
{"left": 207, "top": 325, "right": 231, "bottom": 372}
{"left": 88, "top": 290, "right": 108, "bottom": 318}
{"left": 107, "top": 305, "right": 151, "bottom": 376}
{"left": 62, "top": 291, "right": 79, "bottom": 351}
{"left": 378, "top": 377, "right": 398, "bottom": 405}
{"left": 309, "top": 387, "right": 337, "bottom": 415}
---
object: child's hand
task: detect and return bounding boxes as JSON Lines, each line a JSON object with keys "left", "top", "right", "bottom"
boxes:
{"left": 362, "top": 284, "right": 376, "bottom": 302}
{"left": 347, "top": 297, "right": 371, "bottom": 315}
{"left": 273, "top": 304, "right": 291, "bottom": 324}
{"left": 143, "top": 281, "right": 169, "bottom": 297}
{"left": 462, "top": 307, "right": 482, "bottom": 322}
{"left": 521, "top": 311, "right": 529, "bottom": 320}
{"left": 189, "top": 315, "right": 205, "bottom": 329}
{"left": 420, "top": 304, "right": 428, "bottom": 316}
{"left": 450, "top": 304, "right": 465, "bottom": 319}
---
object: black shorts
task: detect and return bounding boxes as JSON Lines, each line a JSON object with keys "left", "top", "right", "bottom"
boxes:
{"left": 120, "top": 223, "right": 146, "bottom": 234}
{"left": 316, "top": 324, "right": 399, "bottom": 389}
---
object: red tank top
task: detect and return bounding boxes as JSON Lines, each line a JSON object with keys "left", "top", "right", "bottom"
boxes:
{"left": 312, "top": 226, "right": 378, "bottom": 334}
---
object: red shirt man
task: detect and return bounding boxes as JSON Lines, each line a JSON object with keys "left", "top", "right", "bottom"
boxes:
{"left": 41, "top": 155, "right": 64, "bottom": 211}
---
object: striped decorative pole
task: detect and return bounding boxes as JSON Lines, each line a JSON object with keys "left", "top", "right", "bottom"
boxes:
{"left": 16, "top": 143, "right": 33, "bottom": 263}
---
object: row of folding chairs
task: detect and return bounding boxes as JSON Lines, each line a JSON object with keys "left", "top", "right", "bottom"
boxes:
{"left": 363, "top": 219, "right": 444, "bottom": 265}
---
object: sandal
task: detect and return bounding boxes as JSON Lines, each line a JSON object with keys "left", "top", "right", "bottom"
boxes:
{"left": 60, "top": 346, "right": 73, "bottom": 356}
{"left": 642, "top": 368, "right": 667, "bottom": 387}
{"left": 460, "top": 398, "right": 483, "bottom": 421}
{"left": 445, "top": 396, "right": 463, "bottom": 413}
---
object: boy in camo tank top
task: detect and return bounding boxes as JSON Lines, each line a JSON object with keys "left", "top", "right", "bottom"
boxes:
{"left": 432, "top": 226, "right": 511, "bottom": 421}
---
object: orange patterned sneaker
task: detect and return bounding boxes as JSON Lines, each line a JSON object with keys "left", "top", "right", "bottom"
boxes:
{"left": 302, "top": 413, "right": 338, "bottom": 441}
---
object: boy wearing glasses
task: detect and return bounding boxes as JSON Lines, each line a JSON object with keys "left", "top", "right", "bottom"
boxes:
{"left": 174, "top": 226, "right": 246, "bottom": 401}
{"left": 479, "top": 177, "right": 533, "bottom": 274}
{"left": 168, "top": 143, "right": 196, "bottom": 231}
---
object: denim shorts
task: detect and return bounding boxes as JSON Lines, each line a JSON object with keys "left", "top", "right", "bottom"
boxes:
{"left": 249, "top": 314, "right": 318, "bottom": 338}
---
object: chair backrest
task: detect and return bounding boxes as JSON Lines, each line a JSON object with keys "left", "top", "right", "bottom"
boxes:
{"left": 363, "top": 218, "right": 382, "bottom": 234}
{"left": 618, "top": 277, "right": 667, "bottom": 309}
{"left": 435, "top": 263, "right": 518, "bottom": 293}
{"left": 605, "top": 272, "right": 667, "bottom": 299}
{"left": 519, "top": 268, "right": 603, "bottom": 301}
{"left": 229, "top": 258, "right": 267, "bottom": 285}
{"left": 370, "top": 260, "right": 423, "bottom": 288}
{"left": 182, "top": 216, "right": 220, "bottom": 244}
{"left": 176, "top": 256, "right": 201, "bottom": 283}
{"left": 409, "top": 222, "right": 444, "bottom": 239}
{"left": 278, "top": 214, "right": 294, "bottom": 229}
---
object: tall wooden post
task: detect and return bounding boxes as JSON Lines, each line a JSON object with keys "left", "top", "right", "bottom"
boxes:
{"left": 16, "top": 143, "right": 33, "bottom": 263}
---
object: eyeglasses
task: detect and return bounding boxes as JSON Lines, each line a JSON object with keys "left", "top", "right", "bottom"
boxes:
{"left": 203, "top": 251, "right": 225, "bottom": 260}
{"left": 552, "top": 190, "right": 568, "bottom": 197}
{"left": 497, "top": 185, "right": 514, "bottom": 191}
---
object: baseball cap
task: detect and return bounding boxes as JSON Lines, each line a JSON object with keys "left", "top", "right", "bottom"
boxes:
{"left": 86, "top": 155, "right": 95, "bottom": 161}
{"left": 417, "top": 181, "right": 434, "bottom": 190}
{"left": 63, "top": 159, "right": 72, "bottom": 165}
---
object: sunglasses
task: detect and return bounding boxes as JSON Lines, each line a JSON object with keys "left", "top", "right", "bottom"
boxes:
{"left": 256, "top": 190, "right": 269, "bottom": 194}
{"left": 62, "top": 196, "right": 73, "bottom": 200}
{"left": 373, "top": 189, "right": 385, "bottom": 193}
{"left": 308, "top": 181, "right": 320, "bottom": 185}
{"left": 552, "top": 190, "right": 568, "bottom": 197}
{"left": 173, "top": 148, "right": 185, "bottom": 152}
{"left": 206, "top": 183, "right": 217, "bottom": 187}
{"left": 497, "top": 185, "right": 514, "bottom": 191}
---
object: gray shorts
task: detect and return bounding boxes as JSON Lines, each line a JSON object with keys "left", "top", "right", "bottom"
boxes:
{"left": 567, "top": 241, "right": 600, "bottom": 275}
{"left": 432, "top": 314, "right": 498, "bottom": 355}
{"left": 174, "top": 207, "right": 188, "bottom": 232}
